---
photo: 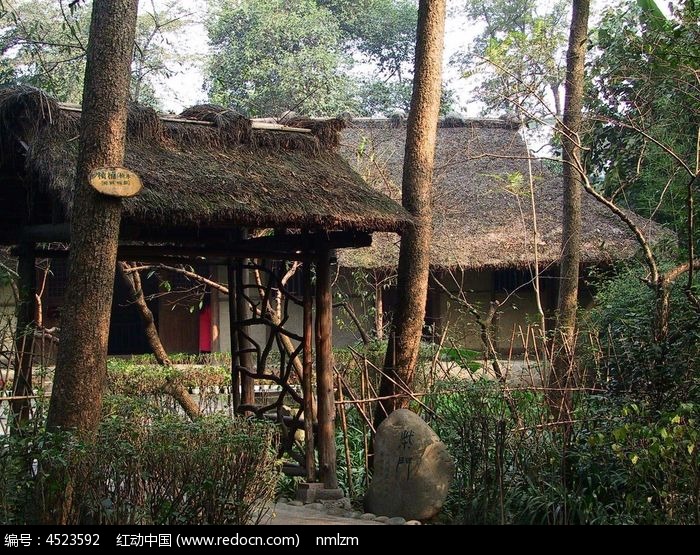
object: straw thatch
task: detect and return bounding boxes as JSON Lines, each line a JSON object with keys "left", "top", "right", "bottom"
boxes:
{"left": 338, "top": 117, "right": 668, "bottom": 269}
{"left": 0, "top": 87, "right": 411, "bottom": 240}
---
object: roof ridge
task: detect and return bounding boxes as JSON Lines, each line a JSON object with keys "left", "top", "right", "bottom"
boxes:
{"left": 58, "top": 102, "right": 312, "bottom": 134}
{"left": 345, "top": 116, "right": 521, "bottom": 130}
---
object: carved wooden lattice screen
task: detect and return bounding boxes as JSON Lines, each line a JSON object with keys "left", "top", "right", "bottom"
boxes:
{"left": 229, "top": 258, "right": 317, "bottom": 481}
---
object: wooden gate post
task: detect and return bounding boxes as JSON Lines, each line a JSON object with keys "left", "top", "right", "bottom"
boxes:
{"left": 227, "top": 259, "right": 240, "bottom": 412}
{"left": 315, "top": 249, "right": 338, "bottom": 490}
{"left": 302, "top": 258, "right": 316, "bottom": 482}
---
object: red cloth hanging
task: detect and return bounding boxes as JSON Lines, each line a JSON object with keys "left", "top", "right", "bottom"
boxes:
{"left": 199, "top": 304, "right": 212, "bottom": 353}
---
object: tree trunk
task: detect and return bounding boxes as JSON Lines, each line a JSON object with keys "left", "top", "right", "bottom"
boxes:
{"left": 654, "top": 260, "right": 700, "bottom": 343}
{"left": 374, "top": 0, "right": 446, "bottom": 430}
{"left": 46, "top": 0, "right": 139, "bottom": 433}
{"left": 116, "top": 262, "right": 200, "bottom": 420}
{"left": 374, "top": 279, "right": 384, "bottom": 341}
{"left": 548, "top": 0, "right": 590, "bottom": 421}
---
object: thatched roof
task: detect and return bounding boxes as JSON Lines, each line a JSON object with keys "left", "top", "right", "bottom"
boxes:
{"left": 338, "top": 117, "right": 668, "bottom": 269}
{"left": 0, "top": 87, "right": 411, "bottom": 242}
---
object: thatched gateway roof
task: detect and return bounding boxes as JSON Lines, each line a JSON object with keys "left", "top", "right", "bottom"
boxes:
{"left": 338, "top": 117, "right": 667, "bottom": 269}
{"left": 0, "top": 87, "right": 411, "bottom": 244}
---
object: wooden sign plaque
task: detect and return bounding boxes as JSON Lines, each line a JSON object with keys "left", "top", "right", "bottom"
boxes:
{"left": 89, "top": 167, "right": 142, "bottom": 198}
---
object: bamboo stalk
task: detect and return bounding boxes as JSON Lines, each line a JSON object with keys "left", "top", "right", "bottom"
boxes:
{"left": 337, "top": 374, "right": 353, "bottom": 498}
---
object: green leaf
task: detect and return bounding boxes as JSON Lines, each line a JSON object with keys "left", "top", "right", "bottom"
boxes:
{"left": 636, "top": 0, "right": 667, "bottom": 29}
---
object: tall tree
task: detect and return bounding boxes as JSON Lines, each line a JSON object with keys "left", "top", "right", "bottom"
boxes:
{"left": 374, "top": 0, "right": 446, "bottom": 429}
{"left": 205, "top": 0, "right": 448, "bottom": 117}
{"left": 586, "top": 1, "right": 699, "bottom": 235}
{"left": 453, "top": 0, "right": 568, "bottom": 121}
{"left": 322, "top": 0, "right": 420, "bottom": 114}
{"left": 0, "top": 0, "right": 89, "bottom": 101}
{"left": 206, "top": 0, "right": 356, "bottom": 116}
{"left": 582, "top": 0, "right": 699, "bottom": 394}
{"left": 323, "top": 0, "right": 418, "bottom": 79}
{"left": 46, "top": 0, "right": 139, "bottom": 433}
{"left": 0, "top": 0, "right": 192, "bottom": 106}
{"left": 547, "top": 0, "right": 590, "bottom": 421}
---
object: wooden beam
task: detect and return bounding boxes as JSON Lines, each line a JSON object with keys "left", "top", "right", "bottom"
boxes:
{"left": 30, "top": 246, "right": 304, "bottom": 264}
{"left": 215, "top": 230, "right": 371, "bottom": 253}
{"left": 20, "top": 228, "right": 370, "bottom": 253}
{"left": 26, "top": 231, "right": 373, "bottom": 264}
{"left": 315, "top": 250, "right": 338, "bottom": 489}
{"left": 58, "top": 103, "right": 313, "bottom": 133}
{"left": 302, "top": 260, "right": 317, "bottom": 482}
{"left": 19, "top": 224, "right": 71, "bottom": 243}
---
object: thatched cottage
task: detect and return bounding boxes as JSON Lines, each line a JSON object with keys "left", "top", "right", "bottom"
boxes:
{"left": 336, "top": 117, "right": 666, "bottom": 352}
{"left": 0, "top": 86, "right": 412, "bottom": 490}
{"left": 1, "top": 91, "right": 667, "bottom": 362}
{"left": 0, "top": 88, "right": 410, "bottom": 353}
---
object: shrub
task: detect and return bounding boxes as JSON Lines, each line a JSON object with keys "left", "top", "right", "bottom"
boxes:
{"left": 106, "top": 360, "right": 230, "bottom": 396}
{"left": 423, "top": 378, "right": 699, "bottom": 524}
{"left": 585, "top": 263, "right": 700, "bottom": 404}
{"left": 106, "top": 360, "right": 231, "bottom": 414}
{"left": 1, "top": 396, "right": 280, "bottom": 525}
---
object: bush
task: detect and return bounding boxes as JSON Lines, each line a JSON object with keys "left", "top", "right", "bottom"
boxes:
{"left": 425, "top": 378, "right": 557, "bottom": 524}
{"left": 585, "top": 264, "right": 700, "bottom": 404}
{"left": 106, "top": 359, "right": 230, "bottom": 396}
{"left": 422, "top": 378, "right": 699, "bottom": 524}
{"left": 1, "top": 396, "right": 280, "bottom": 524}
{"left": 579, "top": 398, "right": 700, "bottom": 524}
{"left": 106, "top": 359, "right": 231, "bottom": 414}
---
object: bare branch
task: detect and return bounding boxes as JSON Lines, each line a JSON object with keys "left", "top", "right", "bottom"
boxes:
{"left": 580, "top": 175, "right": 660, "bottom": 286}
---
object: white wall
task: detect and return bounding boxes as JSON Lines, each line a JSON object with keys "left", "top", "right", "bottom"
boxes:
{"left": 214, "top": 265, "right": 370, "bottom": 355}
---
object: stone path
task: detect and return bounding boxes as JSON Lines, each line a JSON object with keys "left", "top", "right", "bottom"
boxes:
{"left": 259, "top": 499, "right": 421, "bottom": 525}
{"left": 261, "top": 503, "right": 384, "bottom": 525}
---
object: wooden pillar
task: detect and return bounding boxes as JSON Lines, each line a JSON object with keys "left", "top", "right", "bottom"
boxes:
{"left": 233, "top": 229, "right": 254, "bottom": 411}
{"left": 302, "top": 259, "right": 316, "bottom": 482}
{"left": 11, "top": 242, "right": 36, "bottom": 425}
{"left": 227, "top": 260, "right": 240, "bottom": 412}
{"left": 236, "top": 257, "right": 255, "bottom": 411}
{"left": 315, "top": 249, "right": 338, "bottom": 489}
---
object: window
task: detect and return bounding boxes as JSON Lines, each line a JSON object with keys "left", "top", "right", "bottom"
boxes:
{"left": 493, "top": 269, "right": 532, "bottom": 294}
